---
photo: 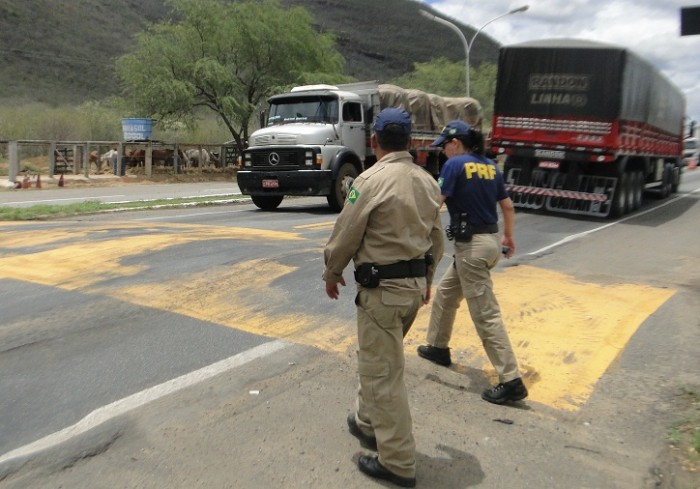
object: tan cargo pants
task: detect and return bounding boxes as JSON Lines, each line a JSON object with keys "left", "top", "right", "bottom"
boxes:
{"left": 354, "top": 285, "right": 421, "bottom": 478}
{"left": 427, "top": 233, "right": 521, "bottom": 383}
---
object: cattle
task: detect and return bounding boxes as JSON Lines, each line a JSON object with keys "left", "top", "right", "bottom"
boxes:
{"left": 100, "top": 149, "right": 118, "bottom": 164}
{"left": 99, "top": 149, "right": 118, "bottom": 173}
{"left": 124, "top": 148, "right": 190, "bottom": 168}
{"left": 185, "top": 148, "right": 212, "bottom": 167}
{"left": 88, "top": 149, "right": 118, "bottom": 173}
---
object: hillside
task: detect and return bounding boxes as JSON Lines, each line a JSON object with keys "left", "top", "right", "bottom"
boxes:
{"left": 0, "top": 0, "right": 499, "bottom": 105}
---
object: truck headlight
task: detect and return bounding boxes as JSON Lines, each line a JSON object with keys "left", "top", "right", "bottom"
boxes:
{"left": 305, "top": 150, "right": 314, "bottom": 167}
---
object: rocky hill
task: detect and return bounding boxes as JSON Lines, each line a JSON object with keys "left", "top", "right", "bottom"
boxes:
{"left": 0, "top": 0, "right": 499, "bottom": 105}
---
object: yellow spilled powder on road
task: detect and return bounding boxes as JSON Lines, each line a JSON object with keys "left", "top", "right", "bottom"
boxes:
{"left": 0, "top": 222, "right": 675, "bottom": 410}
{"left": 0, "top": 223, "right": 302, "bottom": 289}
{"left": 406, "top": 265, "right": 675, "bottom": 410}
{"left": 108, "top": 257, "right": 358, "bottom": 354}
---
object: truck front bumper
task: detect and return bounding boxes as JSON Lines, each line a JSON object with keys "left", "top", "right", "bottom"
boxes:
{"left": 237, "top": 169, "right": 333, "bottom": 196}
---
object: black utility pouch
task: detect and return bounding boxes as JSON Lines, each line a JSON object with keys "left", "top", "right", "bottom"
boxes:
{"left": 354, "top": 263, "right": 380, "bottom": 288}
{"left": 452, "top": 213, "right": 473, "bottom": 242}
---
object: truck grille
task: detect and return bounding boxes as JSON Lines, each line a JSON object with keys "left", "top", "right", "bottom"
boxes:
{"left": 248, "top": 148, "right": 305, "bottom": 169}
{"left": 254, "top": 134, "right": 298, "bottom": 145}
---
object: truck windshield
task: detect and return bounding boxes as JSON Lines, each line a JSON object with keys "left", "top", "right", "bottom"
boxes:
{"left": 267, "top": 96, "right": 339, "bottom": 126}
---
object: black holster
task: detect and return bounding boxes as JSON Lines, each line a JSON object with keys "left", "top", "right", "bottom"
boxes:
{"left": 354, "top": 263, "right": 380, "bottom": 288}
{"left": 448, "top": 213, "right": 473, "bottom": 242}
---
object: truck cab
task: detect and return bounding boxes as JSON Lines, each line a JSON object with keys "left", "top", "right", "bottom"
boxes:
{"left": 682, "top": 137, "right": 699, "bottom": 167}
{"left": 237, "top": 84, "right": 375, "bottom": 211}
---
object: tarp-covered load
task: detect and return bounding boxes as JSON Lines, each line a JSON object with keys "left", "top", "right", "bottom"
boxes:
{"left": 378, "top": 85, "right": 483, "bottom": 132}
{"left": 442, "top": 97, "right": 483, "bottom": 129}
{"left": 427, "top": 93, "right": 447, "bottom": 131}
{"left": 494, "top": 39, "right": 685, "bottom": 135}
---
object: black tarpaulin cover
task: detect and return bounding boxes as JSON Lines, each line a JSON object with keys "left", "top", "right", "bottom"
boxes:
{"left": 494, "top": 39, "right": 684, "bottom": 135}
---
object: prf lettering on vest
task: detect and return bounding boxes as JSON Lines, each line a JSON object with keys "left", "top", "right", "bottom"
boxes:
{"left": 464, "top": 162, "right": 496, "bottom": 180}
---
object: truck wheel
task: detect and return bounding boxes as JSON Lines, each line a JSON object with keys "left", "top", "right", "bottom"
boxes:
{"left": 251, "top": 195, "right": 283, "bottom": 211}
{"left": 632, "top": 171, "right": 644, "bottom": 210}
{"left": 658, "top": 164, "right": 673, "bottom": 199}
{"left": 610, "top": 172, "right": 629, "bottom": 218}
{"left": 624, "top": 170, "right": 635, "bottom": 211}
{"left": 327, "top": 163, "right": 358, "bottom": 212}
{"left": 670, "top": 166, "right": 681, "bottom": 193}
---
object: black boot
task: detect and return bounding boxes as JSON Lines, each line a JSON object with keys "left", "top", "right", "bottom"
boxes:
{"left": 358, "top": 455, "right": 416, "bottom": 487}
{"left": 417, "top": 345, "right": 451, "bottom": 366}
{"left": 481, "top": 377, "right": 528, "bottom": 404}
{"left": 347, "top": 413, "right": 377, "bottom": 450}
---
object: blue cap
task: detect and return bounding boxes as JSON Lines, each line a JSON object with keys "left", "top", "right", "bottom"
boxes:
{"left": 374, "top": 108, "right": 411, "bottom": 134}
{"left": 431, "top": 120, "right": 471, "bottom": 147}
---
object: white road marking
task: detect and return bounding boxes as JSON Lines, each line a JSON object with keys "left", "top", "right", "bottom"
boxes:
{"left": 0, "top": 340, "right": 289, "bottom": 466}
{"left": 0, "top": 195, "right": 127, "bottom": 205}
{"left": 527, "top": 187, "right": 700, "bottom": 256}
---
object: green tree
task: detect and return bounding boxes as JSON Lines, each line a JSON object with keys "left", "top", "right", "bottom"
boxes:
{"left": 115, "top": 0, "right": 348, "bottom": 151}
{"left": 391, "top": 58, "right": 497, "bottom": 128}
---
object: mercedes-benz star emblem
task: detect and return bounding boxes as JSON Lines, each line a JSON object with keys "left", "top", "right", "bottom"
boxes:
{"left": 268, "top": 152, "right": 280, "bottom": 166}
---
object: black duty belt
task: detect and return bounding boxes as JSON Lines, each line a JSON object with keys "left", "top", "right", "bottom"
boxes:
{"left": 470, "top": 223, "right": 499, "bottom": 234}
{"left": 453, "top": 223, "right": 499, "bottom": 241}
{"left": 376, "top": 259, "right": 427, "bottom": 279}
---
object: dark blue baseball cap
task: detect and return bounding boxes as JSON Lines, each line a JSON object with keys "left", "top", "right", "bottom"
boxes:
{"left": 431, "top": 120, "right": 471, "bottom": 147}
{"left": 374, "top": 108, "right": 411, "bottom": 134}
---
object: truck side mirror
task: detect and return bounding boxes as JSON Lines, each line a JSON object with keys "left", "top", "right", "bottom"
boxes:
{"left": 259, "top": 110, "right": 267, "bottom": 129}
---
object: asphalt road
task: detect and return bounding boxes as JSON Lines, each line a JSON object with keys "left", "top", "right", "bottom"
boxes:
{"left": 1, "top": 171, "right": 699, "bottom": 488}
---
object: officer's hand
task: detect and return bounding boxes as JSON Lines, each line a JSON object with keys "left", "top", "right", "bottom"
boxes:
{"left": 422, "top": 287, "right": 432, "bottom": 305}
{"left": 325, "top": 276, "right": 346, "bottom": 300}
{"left": 502, "top": 236, "right": 515, "bottom": 259}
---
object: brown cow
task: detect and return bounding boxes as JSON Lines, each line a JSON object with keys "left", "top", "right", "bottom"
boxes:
{"left": 125, "top": 148, "right": 190, "bottom": 167}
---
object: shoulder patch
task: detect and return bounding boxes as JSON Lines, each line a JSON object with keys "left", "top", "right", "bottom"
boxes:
{"left": 437, "top": 176, "right": 444, "bottom": 187}
{"left": 347, "top": 186, "right": 360, "bottom": 204}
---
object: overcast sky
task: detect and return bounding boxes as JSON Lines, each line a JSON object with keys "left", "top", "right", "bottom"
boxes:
{"left": 418, "top": 0, "right": 700, "bottom": 124}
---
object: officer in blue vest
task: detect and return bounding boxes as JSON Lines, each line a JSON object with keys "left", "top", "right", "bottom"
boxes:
{"left": 417, "top": 120, "right": 528, "bottom": 404}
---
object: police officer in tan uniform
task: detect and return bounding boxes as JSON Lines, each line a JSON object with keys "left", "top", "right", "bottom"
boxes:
{"left": 417, "top": 120, "right": 528, "bottom": 405}
{"left": 323, "top": 108, "right": 444, "bottom": 488}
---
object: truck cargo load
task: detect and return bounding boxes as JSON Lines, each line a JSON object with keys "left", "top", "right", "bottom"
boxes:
{"left": 490, "top": 39, "right": 685, "bottom": 218}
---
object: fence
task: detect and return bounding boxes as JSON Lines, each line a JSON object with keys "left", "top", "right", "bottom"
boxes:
{"left": 1, "top": 140, "right": 240, "bottom": 183}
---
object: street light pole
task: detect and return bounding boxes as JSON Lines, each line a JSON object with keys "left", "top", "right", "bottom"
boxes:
{"left": 420, "top": 6, "right": 528, "bottom": 98}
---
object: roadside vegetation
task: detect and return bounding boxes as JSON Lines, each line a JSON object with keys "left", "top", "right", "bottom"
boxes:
{"left": 0, "top": 0, "right": 498, "bottom": 152}
{"left": 666, "top": 385, "right": 700, "bottom": 477}
{"left": 0, "top": 195, "right": 248, "bottom": 221}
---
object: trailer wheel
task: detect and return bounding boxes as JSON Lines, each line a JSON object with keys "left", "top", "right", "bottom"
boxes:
{"left": 624, "top": 170, "right": 635, "bottom": 211}
{"left": 658, "top": 163, "right": 674, "bottom": 199}
{"left": 631, "top": 171, "right": 644, "bottom": 210}
{"left": 251, "top": 195, "right": 283, "bottom": 211}
{"left": 327, "top": 163, "right": 358, "bottom": 212}
{"left": 610, "top": 172, "right": 629, "bottom": 218}
{"left": 670, "top": 165, "right": 681, "bottom": 193}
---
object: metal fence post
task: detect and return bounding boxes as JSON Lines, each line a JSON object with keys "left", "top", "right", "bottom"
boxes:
{"left": 8, "top": 141, "right": 19, "bottom": 183}
{"left": 48, "top": 142, "right": 57, "bottom": 176}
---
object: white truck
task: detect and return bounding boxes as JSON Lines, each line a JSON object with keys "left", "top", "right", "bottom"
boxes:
{"left": 236, "top": 81, "right": 482, "bottom": 211}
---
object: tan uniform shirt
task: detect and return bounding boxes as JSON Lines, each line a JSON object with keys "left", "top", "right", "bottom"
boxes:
{"left": 323, "top": 151, "right": 444, "bottom": 291}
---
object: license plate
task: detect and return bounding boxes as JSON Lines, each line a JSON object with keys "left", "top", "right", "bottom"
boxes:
{"left": 538, "top": 160, "right": 560, "bottom": 170}
{"left": 262, "top": 179, "right": 279, "bottom": 189}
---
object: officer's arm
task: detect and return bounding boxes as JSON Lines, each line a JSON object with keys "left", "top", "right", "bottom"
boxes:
{"left": 322, "top": 181, "right": 373, "bottom": 290}
{"left": 499, "top": 196, "right": 516, "bottom": 257}
{"left": 426, "top": 209, "right": 445, "bottom": 287}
